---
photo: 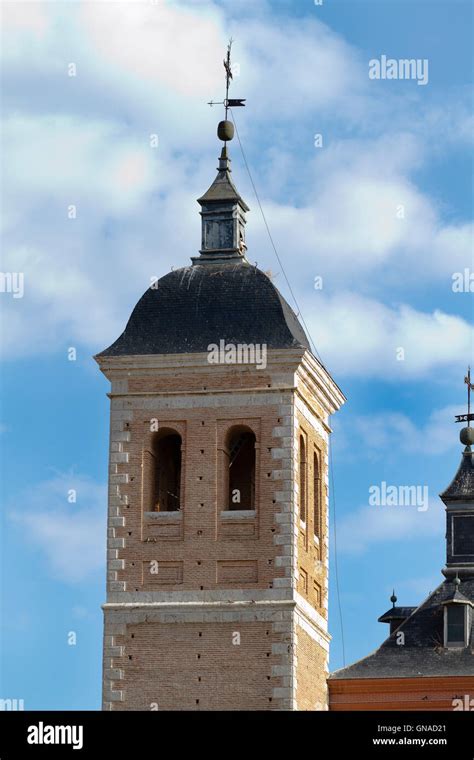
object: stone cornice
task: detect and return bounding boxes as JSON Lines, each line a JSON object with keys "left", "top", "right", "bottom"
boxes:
{"left": 95, "top": 348, "right": 304, "bottom": 374}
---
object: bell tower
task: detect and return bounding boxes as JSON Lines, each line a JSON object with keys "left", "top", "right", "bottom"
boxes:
{"left": 96, "top": 48, "right": 345, "bottom": 710}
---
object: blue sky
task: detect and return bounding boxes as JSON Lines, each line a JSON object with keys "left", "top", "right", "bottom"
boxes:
{"left": 1, "top": 0, "right": 473, "bottom": 709}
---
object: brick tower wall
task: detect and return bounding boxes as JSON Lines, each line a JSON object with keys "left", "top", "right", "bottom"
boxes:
{"left": 99, "top": 350, "right": 343, "bottom": 711}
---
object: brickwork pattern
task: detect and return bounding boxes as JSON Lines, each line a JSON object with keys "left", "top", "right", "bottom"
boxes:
{"left": 98, "top": 350, "right": 344, "bottom": 710}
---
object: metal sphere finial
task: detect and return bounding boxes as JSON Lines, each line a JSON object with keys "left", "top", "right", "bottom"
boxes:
{"left": 217, "top": 120, "right": 234, "bottom": 142}
{"left": 460, "top": 426, "right": 474, "bottom": 447}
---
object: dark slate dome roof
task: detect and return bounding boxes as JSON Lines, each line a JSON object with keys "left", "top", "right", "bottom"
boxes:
{"left": 99, "top": 261, "right": 310, "bottom": 357}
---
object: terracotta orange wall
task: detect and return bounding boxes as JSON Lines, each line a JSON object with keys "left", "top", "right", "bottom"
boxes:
{"left": 329, "top": 676, "right": 474, "bottom": 710}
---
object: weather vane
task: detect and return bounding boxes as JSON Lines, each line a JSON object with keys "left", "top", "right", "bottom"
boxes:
{"left": 455, "top": 366, "right": 474, "bottom": 426}
{"left": 208, "top": 39, "right": 246, "bottom": 121}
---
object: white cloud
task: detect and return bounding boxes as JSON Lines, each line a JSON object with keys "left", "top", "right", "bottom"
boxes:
{"left": 9, "top": 473, "right": 106, "bottom": 583}
{"left": 1, "top": 244, "right": 123, "bottom": 358}
{"left": 247, "top": 132, "right": 473, "bottom": 285}
{"left": 0, "top": 0, "right": 471, "bottom": 376}
{"left": 349, "top": 405, "right": 462, "bottom": 456}
{"left": 2, "top": 114, "right": 157, "bottom": 215}
{"left": 80, "top": 0, "right": 225, "bottom": 98}
{"left": 79, "top": 0, "right": 366, "bottom": 125}
{"left": 2, "top": 0, "right": 49, "bottom": 36}
{"left": 337, "top": 498, "right": 445, "bottom": 556}
{"left": 234, "top": 17, "right": 365, "bottom": 120}
{"left": 307, "top": 292, "right": 473, "bottom": 379}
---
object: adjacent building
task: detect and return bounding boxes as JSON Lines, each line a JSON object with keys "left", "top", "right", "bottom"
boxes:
{"left": 328, "top": 424, "right": 474, "bottom": 710}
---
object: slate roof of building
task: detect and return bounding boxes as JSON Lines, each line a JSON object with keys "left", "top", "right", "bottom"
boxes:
{"left": 439, "top": 448, "right": 474, "bottom": 501}
{"left": 98, "top": 261, "right": 311, "bottom": 357}
{"left": 329, "top": 578, "right": 474, "bottom": 680}
{"left": 378, "top": 606, "right": 417, "bottom": 624}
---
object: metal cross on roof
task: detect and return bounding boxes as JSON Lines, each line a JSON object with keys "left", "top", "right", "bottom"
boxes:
{"left": 207, "top": 39, "right": 246, "bottom": 118}
{"left": 455, "top": 366, "right": 474, "bottom": 425}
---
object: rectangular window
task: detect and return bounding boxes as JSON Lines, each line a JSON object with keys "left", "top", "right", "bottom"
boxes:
{"left": 299, "top": 434, "right": 307, "bottom": 523}
{"left": 313, "top": 580, "right": 322, "bottom": 608}
{"left": 451, "top": 514, "right": 474, "bottom": 557}
{"left": 447, "top": 605, "right": 465, "bottom": 645}
{"left": 313, "top": 448, "right": 322, "bottom": 540}
{"left": 299, "top": 568, "right": 308, "bottom": 595}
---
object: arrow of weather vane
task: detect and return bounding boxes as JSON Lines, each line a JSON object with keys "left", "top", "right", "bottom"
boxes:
{"left": 208, "top": 39, "right": 246, "bottom": 118}
{"left": 455, "top": 367, "right": 474, "bottom": 424}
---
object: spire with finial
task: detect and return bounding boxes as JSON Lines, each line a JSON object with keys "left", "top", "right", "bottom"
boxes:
{"left": 378, "top": 591, "right": 416, "bottom": 634}
{"left": 439, "top": 368, "right": 474, "bottom": 579}
{"left": 193, "top": 41, "right": 248, "bottom": 265}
